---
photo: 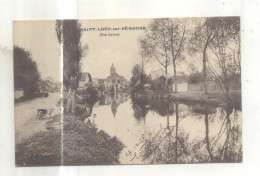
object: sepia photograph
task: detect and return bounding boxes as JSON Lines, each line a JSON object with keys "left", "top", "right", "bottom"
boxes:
{"left": 13, "top": 20, "right": 62, "bottom": 166}
{"left": 13, "top": 17, "right": 241, "bottom": 166}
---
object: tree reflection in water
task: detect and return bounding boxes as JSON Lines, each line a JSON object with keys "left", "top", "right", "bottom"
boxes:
{"left": 132, "top": 97, "right": 242, "bottom": 164}
{"left": 99, "top": 93, "right": 129, "bottom": 118}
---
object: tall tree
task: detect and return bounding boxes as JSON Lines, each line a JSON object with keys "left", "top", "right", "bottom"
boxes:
{"left": 165, "top": 18, "right": 187, "bottom": 93}
{"left": 225, "top": 17, "right": 241, "bottom": 73}
{"left": 13, "top": 46, "right": 40, "bottom": 97}
{"left": 189, "top": 17, "right": 219, "bottom": 94}
{"left": 207, "top": 17, "right": 240, "bottom": 100}
{"left": 136, "top": 54, "right": 150, "bottom": 78}
{"left": 136, "top": 50, "right": 151, "bottom": 89}
{"left": 56, "top": 20, "right": 83, "bottom": 114}
{"left": 140, "top": 19, "right": 171, "bottom": 91}
{"left": 130, "top": 64, "right": 142, "bottom": 87}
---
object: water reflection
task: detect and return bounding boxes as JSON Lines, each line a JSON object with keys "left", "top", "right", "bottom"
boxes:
{"left": 84, "top": 94, "right": 242, "bottom": 164}
{"left": 89, "top": 93, "right": 130, "bottom": 118}
{"left": 138, "top": 99, "right": 242, "bottom": 163}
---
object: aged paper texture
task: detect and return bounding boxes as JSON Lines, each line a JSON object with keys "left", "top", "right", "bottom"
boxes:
{"left": 13, "top": 18, "right": 241, "bottom": 166}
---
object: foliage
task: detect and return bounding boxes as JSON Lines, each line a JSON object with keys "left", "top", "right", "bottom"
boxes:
{"left": 39, "top": 79, "right": 60, "bottom": 93}
{"left": 165, "top": 18, "right": 187, "bottom": 64}
{"left": 98, "top": 83, "right": 105, "bottom": 92}
{"left": 151, "top": 76, "right": 167, "bottom": 90}
{"left": 131, "top": 97, "right": 149, "bottom": 120}
{"left": 130, "top": 64, "right": 151, "bottom": 92}
{"left": 188, "top": 71, "right": 203, "bottom": 83}
{"left": 56, "top": 20, "right": 87, "bottom": 114}
{"left": 56, "top": 20, "right": 84, "bottom": 90}
{"left": 140, "top": 18, "right": 187, "bottom": 92}
{"left": 130, "top": 64, "right": 142, "bottom": 87}
{"left": 13, "top": 46, "right": 41, "bottom": 97}
{"left": 188, "top": 17, "right": 219, "bottom": 55}
{"left": 132, "top": 64, "right": 142, "bottom": 77}
{"left": 206, "top": 17, "right": 240, "bottom": 98}
{"left": 188, "top": 17, "right": 240, "bottom": 97}
{"left": 85, "top": 85, "right": 99, "bottom": 105}
{"left": 188, "top": 17, "right": 221, "bottom": 94}
{"left": 139, "top": 19, "right": 171, "bottom": 89}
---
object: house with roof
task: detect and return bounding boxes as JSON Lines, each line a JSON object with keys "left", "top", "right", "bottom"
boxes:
{"left": 78, "top": 72, "right": 92, "bottom": 91}
{"left": 91, "top": 78, "right": 99, "bottom": 87}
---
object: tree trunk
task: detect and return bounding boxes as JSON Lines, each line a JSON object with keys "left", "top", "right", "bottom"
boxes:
{"left": 175, "top": 103, "right": 179, "bottom": 163}
{"left": 205, "top": 112, "right": 216, "bottom": 162}
{"left": 225, "top": 86, "right": 231, "bottom": 103}
{"left": 173, "top": 61, "right": 177, "bottom": 93}
{"left": 66, "top": 87, "right": 75, "bottom": 114}
{"left": 167, "top": 107, "right": 170, "bottom": 130}
{"left": 203, "top": 44, "right": 208, "bottom": 94}
{"left": 141, "top": 57, "right": 144, "bottom": 88}
{"left": 165, "top": 67, "right": 168, "bottom": 92}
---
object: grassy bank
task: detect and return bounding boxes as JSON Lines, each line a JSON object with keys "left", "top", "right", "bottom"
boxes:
{"left": 165, "top": 90, "right": 241, "bottom": 109}
{"left": 16, "top": 114, "right": 124, "bottom": 166}
{"left": 63, "top": 115, "right": 124, "bottom": 165}
{"left": 15, "top": 129, "right": 61, "bottom": 166}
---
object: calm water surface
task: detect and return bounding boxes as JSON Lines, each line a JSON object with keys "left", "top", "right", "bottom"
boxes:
{"left": 87, "top": 93, "right": 242, "bottom": 164}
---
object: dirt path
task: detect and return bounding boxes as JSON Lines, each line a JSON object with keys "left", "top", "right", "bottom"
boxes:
{"left": 14, "top": 93, "right": 61, "bottom": 143}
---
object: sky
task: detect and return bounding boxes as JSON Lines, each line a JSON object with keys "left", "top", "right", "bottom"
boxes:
{"left": 13, "top": 20, "right": 61, "bottom": 81}
{"left": 79, "top": 19, "right": 151, "bottom": 80}
{"left": 80, "top": 18, "right": 196, "bottom": 80}
{"left": 13, "top": 19, "right": 197, "bottom": 82}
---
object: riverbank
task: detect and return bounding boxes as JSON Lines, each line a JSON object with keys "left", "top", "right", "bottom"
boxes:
{"left": 165, "top": 90, "right": 241, "bottom": 109}
{"left": 15, "top": 114, "right": 124, "bottom": 166}
{"left": 63, "top": 114, "right": 124, "bottom": 165}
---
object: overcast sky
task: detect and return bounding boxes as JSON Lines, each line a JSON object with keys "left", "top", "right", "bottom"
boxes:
{"left": 13, "top": 19, "right": 195, "bottom": 82}
{"left": 13, "top": 20, "right": 61, "bottom": 81}
{"left": 80, "top": 19, "right": 151, "bottom": 80}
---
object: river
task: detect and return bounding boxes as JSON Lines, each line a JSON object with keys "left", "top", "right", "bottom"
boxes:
{"left": 86, "top": 93, "right": 242, "bottom": 164}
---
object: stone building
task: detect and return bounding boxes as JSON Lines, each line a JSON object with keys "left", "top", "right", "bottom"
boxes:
{"left": 104, "top": 63, "right": 129, "bottom": 92}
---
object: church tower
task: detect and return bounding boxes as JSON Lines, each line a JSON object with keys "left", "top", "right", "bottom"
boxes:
{"left": 110, "top": 63, "right": 116, "bottom": 76}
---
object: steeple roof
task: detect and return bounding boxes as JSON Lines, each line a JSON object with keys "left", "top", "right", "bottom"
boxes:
{"left": 110, "top": 62, "right": 116, "bottom": 75}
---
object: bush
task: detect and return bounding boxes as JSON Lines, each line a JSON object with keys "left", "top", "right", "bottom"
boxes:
{"left": 151, "top": 76, "right": 166, "bottom": 90}
{"left": 188, "top": 72, "right": 203, "bottom": 83}
{"left": 14, "top": 46, "right": 41, "bottom": 97}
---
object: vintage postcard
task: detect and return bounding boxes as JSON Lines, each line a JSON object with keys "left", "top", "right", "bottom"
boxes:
{"left": 14, "top": 17, "right": 241, "bottom": 166}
